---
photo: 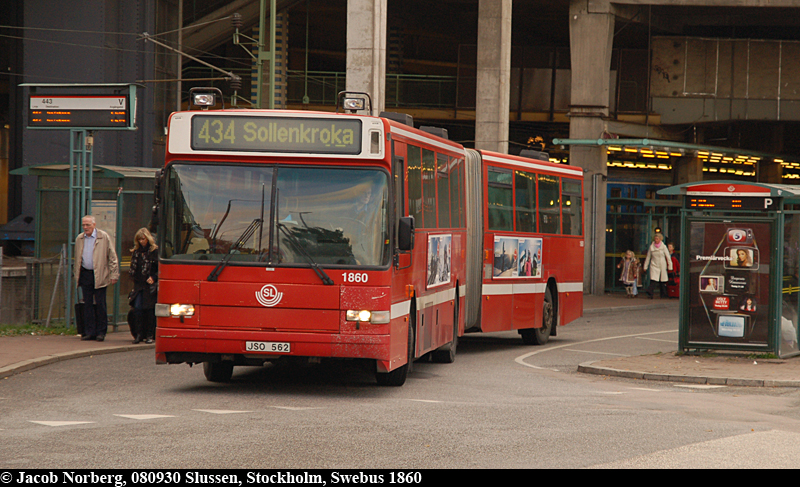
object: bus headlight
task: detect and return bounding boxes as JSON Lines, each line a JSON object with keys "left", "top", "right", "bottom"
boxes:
{"left": 155, "top": 303, "right": 195, "bottom": 318}
{"left": 346, "top": 310, "right": 390, "bottom": 324}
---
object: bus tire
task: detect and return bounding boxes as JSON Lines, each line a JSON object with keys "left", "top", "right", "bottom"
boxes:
{"left": 203, "top": 361, "right": 234, "bottom": 383}
{"left": 376, "top": 321, "right": 414, "bottom": 386}
{"left": 521, "top": 287, "right": 554, "bottom": 346}
{"left": 432, "top": 297, "right": 458, "bottom": 363}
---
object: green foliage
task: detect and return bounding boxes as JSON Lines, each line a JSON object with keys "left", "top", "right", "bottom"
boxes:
{"left": 0, "top": 323, "right": 77, "bottom": 337}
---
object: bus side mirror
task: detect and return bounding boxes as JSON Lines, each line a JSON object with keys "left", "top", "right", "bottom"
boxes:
{"left": 398, "top": 216, "right": 415, "bottom": 251}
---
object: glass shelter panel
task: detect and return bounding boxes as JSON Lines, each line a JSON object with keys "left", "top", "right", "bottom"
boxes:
{"left": 685, "top": 220, "right": 771, "bottom": 348}
{"left": 781, "top": 213, "right": 800, "bottom": 356}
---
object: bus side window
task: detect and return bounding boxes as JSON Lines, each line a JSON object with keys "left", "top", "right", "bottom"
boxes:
{"left": 538, "top": 174, "right": 561, "bottom": 234}
{"left": 393, "top": 149, "right": 405, "bottom": 244}
{"left": 437, "top": 153, "right": 450, "bottom": 228}
{"left": 421, "top": 148, "right": 436, "bottom": 228}
{"left": 407, "top": 145, "right": 423, "bottom": 226}
{"left": 487, "top": 167, "right": 513, "bottom": 231}
{"left": 562, "top": 178, "right": 582, "bottom": 236}
{"left": 449, "top": 157, "right": 464, "bottom": 228}
{"left": 515, "top": 170, "right": 536, "bottom": 233}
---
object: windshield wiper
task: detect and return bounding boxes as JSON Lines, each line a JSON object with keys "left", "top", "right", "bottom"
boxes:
{"left": 207, "top": 218, "right": 262, "bottom": 282}
{"left": 277, "top": 222, "right": 335, "bottom": 286}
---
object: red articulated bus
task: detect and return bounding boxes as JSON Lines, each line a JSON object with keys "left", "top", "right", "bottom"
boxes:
{"left": 154, "top": 91, "right": 583, "bottom": 385}
{"left": 462, "top": 150, "right": 584, "bottom": 344}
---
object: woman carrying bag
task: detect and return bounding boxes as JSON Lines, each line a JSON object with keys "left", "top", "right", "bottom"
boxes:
{"left": 129, "top": 228, "right": 159, "bottom": 344}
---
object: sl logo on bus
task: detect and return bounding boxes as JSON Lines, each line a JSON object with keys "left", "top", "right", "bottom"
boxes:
{"left": 256, "top": 284, "right": 283, "bottom": 307}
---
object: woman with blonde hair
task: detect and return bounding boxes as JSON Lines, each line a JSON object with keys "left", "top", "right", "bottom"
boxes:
{"left": 644, "top": 232, "right": 672, "bottom": 299}
{"left": 129, "top": 228, "right": 158, "bottom": 344}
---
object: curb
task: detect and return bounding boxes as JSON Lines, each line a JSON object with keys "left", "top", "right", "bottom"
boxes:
{"left": 577, "top": 361, "right": 800, "bottom": 388}
{"left": 0, "top": 344, "right": 155, "bottom": 380}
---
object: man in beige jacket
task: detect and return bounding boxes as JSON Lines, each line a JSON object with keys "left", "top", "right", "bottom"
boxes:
{"left": 73, "top": 215, "right": 119, "bottom": 341}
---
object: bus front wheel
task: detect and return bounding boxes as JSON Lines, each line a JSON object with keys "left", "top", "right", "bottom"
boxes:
{"left": 376, "top": 322, "right": 414, "bottom": 386}
{"left": 203, "top": 361, "right": 234, "bottom": 382}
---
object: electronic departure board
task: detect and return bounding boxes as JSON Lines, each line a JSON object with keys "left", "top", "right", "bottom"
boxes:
{"left": 687, "top": 196, "right": 775, "bottom": 210}
{"left": 28, "top": 95, "right": 130, "bottom": 128}
{"left": 190, "top": 115, "right": 363, "bottom": 155}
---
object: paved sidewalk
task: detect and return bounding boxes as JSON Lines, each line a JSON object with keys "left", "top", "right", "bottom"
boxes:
{"left": 1, "top": 293, "right": 798, "bottom": 387}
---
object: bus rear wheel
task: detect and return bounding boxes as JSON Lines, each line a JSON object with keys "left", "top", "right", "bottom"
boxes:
{"left": 203, "top": 361, "right": 234, "bottom": 382}
{"left": 376, "top": 322, "right": 414, "bottom": 386}
{"left": 520, "top": 287, "right": 554, "bottom": 346}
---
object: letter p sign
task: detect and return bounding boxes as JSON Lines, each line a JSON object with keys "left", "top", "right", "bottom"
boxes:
{"left": 765, "top": 198, "right": 773, "bottom": 209}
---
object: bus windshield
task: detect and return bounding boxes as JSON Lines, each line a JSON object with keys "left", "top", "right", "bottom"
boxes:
{"left": 161, "top": 163, "right": 390, "bottom": 268}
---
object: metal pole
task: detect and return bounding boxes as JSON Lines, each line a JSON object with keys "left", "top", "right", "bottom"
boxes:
{"left": 177, "top": 1, "right": 183, "bottom": 111}
{"left": 269, "top": 0, "right": 276, "bottom": 109}
{"left": 257, "top": 0, "right": 266, "bottom": 108}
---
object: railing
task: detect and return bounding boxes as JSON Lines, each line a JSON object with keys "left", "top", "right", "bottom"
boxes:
{"left": 181, "top": 68, "right": 473, "bottom": 109}
{"left": 286, "top": 71, "right": 464, "bottom": 109}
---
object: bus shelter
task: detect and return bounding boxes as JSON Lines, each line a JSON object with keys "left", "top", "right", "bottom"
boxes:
{"left": 659, "top": 181, "right": 800, "bottom": 358}
{"left": 10, "top": 163, "right": 159, "bottom": 328}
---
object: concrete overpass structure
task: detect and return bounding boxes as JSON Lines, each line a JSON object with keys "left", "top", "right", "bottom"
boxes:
{"left": 7, "top": 0, "right": 800, "bottom": 294}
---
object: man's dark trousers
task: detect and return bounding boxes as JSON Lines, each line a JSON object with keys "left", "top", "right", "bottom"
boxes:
{"left": 79, "top": 267, "right": 108, "bottom": 338}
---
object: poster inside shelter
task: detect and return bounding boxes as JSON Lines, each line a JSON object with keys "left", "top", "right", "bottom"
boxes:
{"left": 687, "top": 222, "right": 770, "bottom": 345}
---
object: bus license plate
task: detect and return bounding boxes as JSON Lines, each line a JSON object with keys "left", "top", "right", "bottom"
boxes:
{"left": 245, "top": 341, "right": 291, "bottom": 353}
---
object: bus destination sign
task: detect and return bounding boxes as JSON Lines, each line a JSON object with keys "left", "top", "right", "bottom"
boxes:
{"left": 190, "top": 115, "right": 362, "bottom": 155}
{"left": 29, "top": 95, "right": 129, "bottom": 128}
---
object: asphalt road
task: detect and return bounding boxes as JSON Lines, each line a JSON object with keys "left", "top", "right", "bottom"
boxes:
{"left": 3, "top": 306, "right": 800, "bottom": 469}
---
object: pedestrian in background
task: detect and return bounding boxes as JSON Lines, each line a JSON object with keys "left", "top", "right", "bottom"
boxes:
{"left": 129, "top": 227, "right": 159, "bottom": 344}
{"left": 666, "top": 242, "right": 680, "bottom": 298}
{"left": 644, "top": 232, "right": 672, "bottom": 299}
{"left": 73, "top": 215, "right": 119, "bottom": 341}
{"left": 617, "top": 250, "right": 640, "bottom": 298}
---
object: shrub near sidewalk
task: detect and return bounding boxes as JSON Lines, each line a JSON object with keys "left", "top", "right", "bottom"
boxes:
{"left": 0, "top": 323, "right": 77, "bottom": 337}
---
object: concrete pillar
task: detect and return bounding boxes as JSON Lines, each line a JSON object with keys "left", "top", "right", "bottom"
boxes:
{"left": 673, "top": 156, "right": 703, "bottom": 185}
{"left": 760, "top": 160, "right": 783, "bottom": 183}
{"left": 475, "top": 0, "right": 512, "bottom": 153}
{"left": 568, "top": 0, "right": 614, "bottom": 296}
{"left": 346, "top": 0, "right": 387, "bottom": 116}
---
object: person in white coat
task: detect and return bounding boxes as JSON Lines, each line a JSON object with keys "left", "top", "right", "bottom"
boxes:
{"left": 644, "top": 232, "right": 672, "bottom": 299}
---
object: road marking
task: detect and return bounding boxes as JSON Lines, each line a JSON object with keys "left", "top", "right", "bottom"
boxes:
{"left": 113, "top": 414, "right": 176, "bottom": 420}
{"left": 635, "top": 336, "right": 678, "bottom": 343}
{"left": 407, "top": 399, "right": 443, "bottom": 403}
{"left": 515, "top": 329, "right": 678, "bottom": 370}
{"left": 563, "top": 349, "right": 629, "bottom": 356}
{"left": 270, "top": 406, "right": 321, "bottom": 411}
{"left": 29, "top": 421, "right": 95, "bottom": 427}
{"left": 628, "top": 387, "right": 664, "bottom": 392}
{"left": 193, "top": 409, "right": 253, "bottom": 414}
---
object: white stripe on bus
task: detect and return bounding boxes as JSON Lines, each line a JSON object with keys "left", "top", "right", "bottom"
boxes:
{"left": 390, "top": 284, "right": 467, "bottom": 319}
{"left": 481, "top": 154, "right": 583, "bottom": 176}
{"left": 482, "top": 281, "right": 583, "bottom": 296}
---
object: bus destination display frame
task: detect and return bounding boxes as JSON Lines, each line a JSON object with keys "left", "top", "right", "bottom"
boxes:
{"left": 190, "top": 114, "right": 363, "bottom": 155}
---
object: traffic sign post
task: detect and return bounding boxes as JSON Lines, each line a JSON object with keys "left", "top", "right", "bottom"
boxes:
{"left": 20, "top": 83, "right": 140, "bottom": 329}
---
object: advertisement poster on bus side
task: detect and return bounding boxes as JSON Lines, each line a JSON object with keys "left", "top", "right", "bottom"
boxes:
{"left": 493, "top": 236, "right": 542, "bottom": 278}
{"left": 427, "top": 234, "right": 451, "bottom": 288}
{"left": 686, "top": 222, "right": 770, "bottom": 345}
